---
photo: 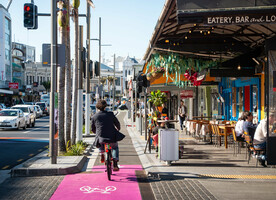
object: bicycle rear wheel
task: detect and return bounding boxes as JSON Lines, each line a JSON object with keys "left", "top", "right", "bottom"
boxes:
{"left": 106, "top": 151, "right": 112, "bottom": 180}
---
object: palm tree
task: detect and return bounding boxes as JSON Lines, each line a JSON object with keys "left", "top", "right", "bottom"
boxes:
{"left": 71, "top": 0, "right": 80, "bottom": 145}
{"left": 57, "top": 0, "right": 69, "bottom": 153}
{"left": 64, "top": 0, "right": 72, "bottom": 146}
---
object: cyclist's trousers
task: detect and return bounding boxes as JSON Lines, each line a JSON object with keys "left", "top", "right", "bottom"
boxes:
{"left": 99, "top": 142, "right": 119, "bottom": 161}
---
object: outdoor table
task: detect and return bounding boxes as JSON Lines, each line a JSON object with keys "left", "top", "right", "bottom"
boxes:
{"left": 192, "top": 116, "right": 213, "bottom": 119}
{"left": 218, "top": 124, "right": 235, "bottom": 148}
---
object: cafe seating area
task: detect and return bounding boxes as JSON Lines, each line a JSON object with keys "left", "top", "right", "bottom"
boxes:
{"left": 183, "top": 118, "right": 261, "bottom": 166}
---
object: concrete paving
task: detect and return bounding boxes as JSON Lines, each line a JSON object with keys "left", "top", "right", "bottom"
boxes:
{"left": 125, "top": 114, "right": 276, "bottom": 200}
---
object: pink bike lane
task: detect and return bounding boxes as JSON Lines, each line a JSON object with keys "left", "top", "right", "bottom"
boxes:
{"left": 50, "top": 165, "right": 143, "bottom": 200}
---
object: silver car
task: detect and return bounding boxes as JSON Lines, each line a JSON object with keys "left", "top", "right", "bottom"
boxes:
{"left": 34, "top": 105, "right": 43, "bottom": 118}
{"left": 0, "top": 109, "right": 26, "bottom": 130}
{"left": 11, "top": 105, "right": 36, "bottom": 128}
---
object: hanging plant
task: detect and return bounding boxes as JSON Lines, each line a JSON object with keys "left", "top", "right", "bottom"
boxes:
{"left": 148, "top": 90, "right": 167, "bottom": 107}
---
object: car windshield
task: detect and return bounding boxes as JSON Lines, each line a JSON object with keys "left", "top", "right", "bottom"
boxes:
{"left": 12, "top": 107, "right": 29, "bottom": 112}
{"left": 36, "top": 103, "right": 45, "bottom": 108}
{"left": 0, "top": 110, "right": 18, "bottom": 116}
{"left": 25, "top": 102, "right": 33, "bottom": 105}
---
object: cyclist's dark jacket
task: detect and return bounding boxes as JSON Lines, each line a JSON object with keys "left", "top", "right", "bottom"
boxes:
{"left": 91, "top": 110, "right": 121, "bottom": 144}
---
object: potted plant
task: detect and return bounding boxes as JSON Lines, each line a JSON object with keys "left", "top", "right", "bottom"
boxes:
{"left": 148, "top": 90, "right": 167, "bottom": 112}
{"left": 151, "top": 66, "right": 165, "bottom": 79}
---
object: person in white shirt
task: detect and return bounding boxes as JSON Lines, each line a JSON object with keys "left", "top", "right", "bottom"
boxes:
{"left": 254, "top": 118, "right": 267, "bottom": 149}
{"left": 235, "top": 112, "right": 245, "bottom": 141}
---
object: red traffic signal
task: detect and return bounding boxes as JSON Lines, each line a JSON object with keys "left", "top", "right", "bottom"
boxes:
{"left": 24, "top": 5, "right": 31, "bottom": 12}
{"left": 23, "top": 3, "right": 38, "bottom": 29}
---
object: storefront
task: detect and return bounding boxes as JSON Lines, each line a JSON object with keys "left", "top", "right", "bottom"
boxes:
{"left": 142, "top": 0, "right": 276, "bottom": 164}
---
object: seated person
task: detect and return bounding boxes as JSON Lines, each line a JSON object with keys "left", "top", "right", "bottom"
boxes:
{"left": 152, "top": 121, "right": 165, "bottom": 152}
{"left": 161, "top": 103, "right": 168, "bottom": 117}
{"left": 235, "top": 112, "right": 245, "bottom": 141}
{"left": 243, "top": 111, "right": 257, "bottom": 139}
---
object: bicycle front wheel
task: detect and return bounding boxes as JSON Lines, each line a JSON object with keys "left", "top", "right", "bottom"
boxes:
{"left": 106, "top": 151, "right": 112, "bottom": 181}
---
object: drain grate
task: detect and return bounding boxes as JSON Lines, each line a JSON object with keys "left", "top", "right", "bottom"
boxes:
{"left": 150, "top": 179, "right": 217, "bottom": 200}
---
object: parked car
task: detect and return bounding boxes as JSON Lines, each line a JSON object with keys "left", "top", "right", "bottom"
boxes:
{"left": 35, "top": 102, "right": 49, "bottom": 116}
{"left": 11, "top": 105, "right": 35, "bottom": 128}
{"left": 34, "top": 105, "right": 43, "bottom": 118}
{"left": 0, "top": 109, "right": 26, "bottom": 130}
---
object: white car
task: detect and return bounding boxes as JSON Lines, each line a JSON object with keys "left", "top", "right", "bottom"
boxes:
{"left": 0, "top": 109, "right": 26, "bottom": 130}
{"left": 34, "top": 105, "right": 43, "bottom": 118}
{"left": 11, "top": 105, "right": 36, "bottom": 128}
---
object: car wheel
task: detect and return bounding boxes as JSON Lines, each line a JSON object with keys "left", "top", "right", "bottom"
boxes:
{"left": 27, "top": 120, "right": 31, "bottom": 128}
{"left": 17, "top": 123, "right": 20, "bottom": 130}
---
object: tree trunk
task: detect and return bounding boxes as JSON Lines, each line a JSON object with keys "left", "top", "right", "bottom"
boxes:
{"left": 57, "top": 1, "right": 69, "bottom": 153}
{"left": 71, "top": 8, "right": 79, "bottom": 145}
{"left": 64, "top": 0, "right": 71, "bottom": 147}
{"left": 58, "top": 27, "right": 66, "bottom": 153}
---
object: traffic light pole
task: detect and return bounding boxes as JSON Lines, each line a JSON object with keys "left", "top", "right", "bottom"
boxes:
{"left": 50, "top": 0, "right": 57, "bottom": 164}
{"left": 76, "top": 25, "right": 83, "bottom": 142}
{"left": 85, "top": 2, "right": 91, "bottom": 136}
{"left": 113, "top": 54, "right": 115, "bottom": 111}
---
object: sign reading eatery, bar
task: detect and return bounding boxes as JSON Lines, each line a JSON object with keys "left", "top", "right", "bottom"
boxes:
{"left": 205, "top": 14, "right": 276, "bottom": 25}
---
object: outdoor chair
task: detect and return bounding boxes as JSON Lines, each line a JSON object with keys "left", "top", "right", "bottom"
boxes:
{"left": 244, "top": 134, "right": 265, "bottom": 167}
{"left": 231, "top": 128, "right": 245, "bottom": 156}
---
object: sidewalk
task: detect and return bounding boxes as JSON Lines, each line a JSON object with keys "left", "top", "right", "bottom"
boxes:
{"left": 9, "top": 136, "right": 95, "bottom": 177}
{"left": 125, "top": 115, "right": 276, "bottom": 200}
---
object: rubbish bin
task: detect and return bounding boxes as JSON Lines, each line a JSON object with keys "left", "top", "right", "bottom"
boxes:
{"left": 158, "top": 129, "right": 179, "bottom": 165}
{"left": 136, "top": 116, "right": 141, "bottom": 132}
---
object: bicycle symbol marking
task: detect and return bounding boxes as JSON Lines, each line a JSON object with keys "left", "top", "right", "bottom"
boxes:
{"left": 80, "top": 186, "right": 117, "bottom": 194}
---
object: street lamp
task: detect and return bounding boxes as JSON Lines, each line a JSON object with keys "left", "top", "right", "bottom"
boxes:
{"left": 90, "top": 17, "right": 112, "bottom": 102}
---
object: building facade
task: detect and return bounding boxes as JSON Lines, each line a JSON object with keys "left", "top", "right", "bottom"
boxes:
{"left": 0, "top": 4, "right": 12, "bottom": 89}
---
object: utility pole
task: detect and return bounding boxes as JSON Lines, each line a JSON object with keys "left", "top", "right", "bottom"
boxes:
{"left": 98, "top": 17, "right": 101, "bottom": 102}
{"left": 85, "top": 2, "right": 91, "bottom": 136}
{"left": 50, "top": 0, "right": 57, "bottom": 164}
{"left": 76, "top": 25, "right": 83, "bottom": 142}
{"left": 113, "top": 54, "right": 115, "bottom": 111}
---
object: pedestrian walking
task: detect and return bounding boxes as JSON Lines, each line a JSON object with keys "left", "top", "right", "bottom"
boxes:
{"left": 178, "top": 101, "right": 187, "bottom": 131}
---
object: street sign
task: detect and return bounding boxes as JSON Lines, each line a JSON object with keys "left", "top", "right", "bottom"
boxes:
{"left": 42, "top": 44, "right": 66, "bottom": 67}
{"left": 9, "top": 82, "right": 19, "bottom": 89}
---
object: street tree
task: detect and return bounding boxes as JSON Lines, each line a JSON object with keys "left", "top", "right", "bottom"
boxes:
{"left": 64, "top": 0, "right": 72, "bottom": 146}
{"left": 70, "top": 0, "right": 80, "bottom": 145}
{"left": 57, "top": 0, "right": 69, "bottom": 153}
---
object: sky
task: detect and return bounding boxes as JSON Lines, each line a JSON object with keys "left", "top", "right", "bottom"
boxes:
{"left": 2, "top": 0, "right": 166, "bottom": 63}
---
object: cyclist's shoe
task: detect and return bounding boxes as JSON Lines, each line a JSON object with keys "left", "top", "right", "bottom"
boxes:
{"left": 100, "top": 154, "right": 105, "bottom": 163}
{"left": 113, "top": 161, "right": 119, "bottom": 171}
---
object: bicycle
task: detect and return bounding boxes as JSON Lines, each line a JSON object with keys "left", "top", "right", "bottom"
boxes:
{"left": 104, "top": 143, "right": 113, "bottom": 181}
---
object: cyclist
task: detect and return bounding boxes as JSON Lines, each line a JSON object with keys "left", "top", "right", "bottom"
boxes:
{"left": 91, "top": 99, "right": 120, "bottom": 171}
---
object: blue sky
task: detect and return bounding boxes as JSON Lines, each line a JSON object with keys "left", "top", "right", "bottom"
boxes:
{"left": 4, "top": 0, "right": 165, "bottom": 62}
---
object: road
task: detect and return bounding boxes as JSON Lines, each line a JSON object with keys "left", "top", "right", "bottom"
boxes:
{"left": 0, "top": 116, "right": 49, "bottom": 170}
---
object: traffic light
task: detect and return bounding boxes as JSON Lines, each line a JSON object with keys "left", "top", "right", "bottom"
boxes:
{"left": 142, "top": 74, "right": 150, "bottom": 87}
{"left": 136, "top": 73, "right": 144, "bottom": 94}
{"left": 23, "top": 3, "right": 38, "bottom": 29}
{"left": 89, "top": 60, "right": 93, "bottom": 79}
{"left": 94, "top": 61, "right": 100, "bottom": 76}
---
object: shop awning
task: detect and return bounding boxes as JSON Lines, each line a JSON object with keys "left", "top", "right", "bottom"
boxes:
{"left": 0, "top": 89, "right": 13, "bottom": 94}
{"left": 143, "top": 0, "right": 276, "bottom": 71}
